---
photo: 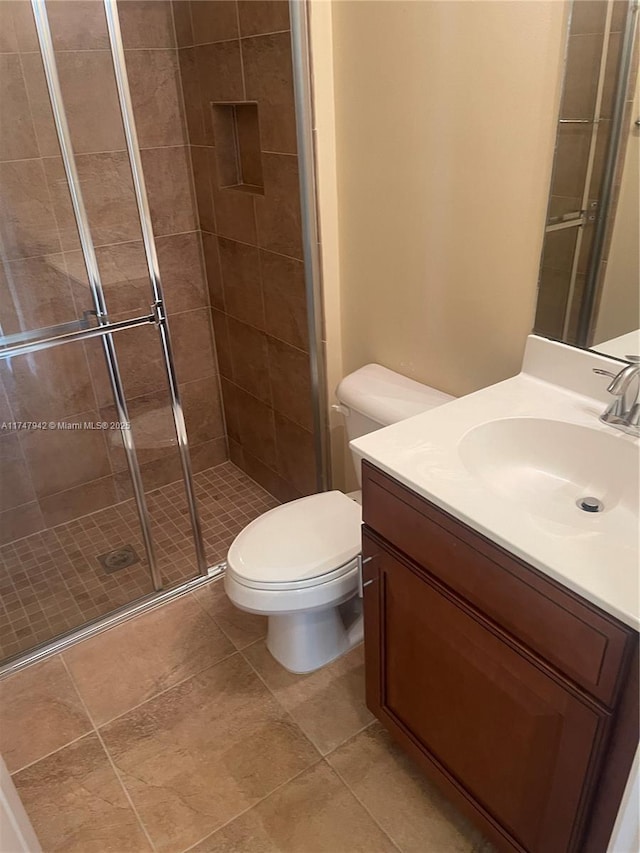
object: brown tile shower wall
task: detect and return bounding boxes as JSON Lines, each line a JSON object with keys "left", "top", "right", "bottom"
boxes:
{"left": 0, "top": 0, "right": 225, "bottom": 544}
{"left": 173, "top": 0, "right": 316, "bottom": 503}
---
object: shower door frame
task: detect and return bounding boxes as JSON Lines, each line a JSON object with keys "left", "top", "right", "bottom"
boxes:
{"left": 0, "top": 0, "right": 214, "bottom": 676}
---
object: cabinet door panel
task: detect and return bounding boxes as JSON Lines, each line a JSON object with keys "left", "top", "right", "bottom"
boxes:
{"left": 363, "top": 532, "right": 609, "bottom": 853}
{"left": 362, "top": 461, "right": 631, "bottom": 706}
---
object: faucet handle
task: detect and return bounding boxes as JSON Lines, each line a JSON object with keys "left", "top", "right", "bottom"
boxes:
{"left": 592, "top": 368, "right": 617, "bottom": 379}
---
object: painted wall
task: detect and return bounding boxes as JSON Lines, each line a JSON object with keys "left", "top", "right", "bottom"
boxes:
{"left": 331, "top": 0, "right": 567, "bottom": 394}
{"left": 312, "top": 0, "right": 568, "bottom": 487}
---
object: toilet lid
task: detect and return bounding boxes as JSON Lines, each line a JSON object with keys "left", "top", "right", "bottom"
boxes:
{"left": 227, "top": 491, "right": 362, "bottom": 589}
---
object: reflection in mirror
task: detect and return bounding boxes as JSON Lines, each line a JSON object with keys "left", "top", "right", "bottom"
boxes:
{"left": 534, "top": 0, "right": 639, "bottom": 359}
{"left": 592, "top": 76, "right": 639, "bottom": 358}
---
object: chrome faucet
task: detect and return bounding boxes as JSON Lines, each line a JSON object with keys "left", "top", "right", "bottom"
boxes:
{"left": 593, "top": 356, "right": 640, "bottom": 436}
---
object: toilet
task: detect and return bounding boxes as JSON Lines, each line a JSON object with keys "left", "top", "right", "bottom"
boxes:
{"left": 224, "top": 364, "right": 454, "bottom": 673}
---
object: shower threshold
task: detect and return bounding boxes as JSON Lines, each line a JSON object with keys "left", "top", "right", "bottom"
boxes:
{"left": 0, "top": 569, "right": 224, "bottom": 679}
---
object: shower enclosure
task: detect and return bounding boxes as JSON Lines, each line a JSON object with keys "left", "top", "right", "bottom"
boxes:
{"left": 0, "top": 0, "right": 325, "bottom": 672}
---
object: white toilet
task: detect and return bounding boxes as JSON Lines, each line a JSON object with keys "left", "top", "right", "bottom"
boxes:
{"left": 224, "top": 364, "right": 453, "bottom": 673}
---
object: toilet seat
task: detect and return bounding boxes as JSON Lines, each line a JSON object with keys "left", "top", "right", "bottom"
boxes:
{"left": 227, "top": 491, "right": 362, "bottom": 591}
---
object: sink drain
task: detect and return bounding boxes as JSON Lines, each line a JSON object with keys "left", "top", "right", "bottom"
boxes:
{"left": 97, "top": 545, "right": 140, "bottom": 573}
{"left": 577, "top": 497, "right": 604, "bottom": 513}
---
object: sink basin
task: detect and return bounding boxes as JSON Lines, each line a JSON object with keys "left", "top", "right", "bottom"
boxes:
{"left": 351, "top": 346, "right": 640, "bottom": 627}
{"left": 458, "top": 418, "right": 639, "bottom": 531}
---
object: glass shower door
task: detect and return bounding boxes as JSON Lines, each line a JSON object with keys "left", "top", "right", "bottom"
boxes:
{"left": 0, "top": 0, "right": 206, "bottom": 666}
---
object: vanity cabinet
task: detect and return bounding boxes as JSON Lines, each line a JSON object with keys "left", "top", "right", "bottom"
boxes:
{"left": 360, "top": 461, "right": 639, "bottom": 853}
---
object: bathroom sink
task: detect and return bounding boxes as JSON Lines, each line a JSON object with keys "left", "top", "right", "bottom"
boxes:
{"left": 351, "top": 340, "right": 640, "bottom": 628}
{"left": 458, "top": 418, "right": 638, "bottom": 530}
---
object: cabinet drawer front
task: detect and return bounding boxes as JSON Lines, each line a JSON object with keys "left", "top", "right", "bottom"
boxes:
{"left": 362, "top": 462, "right": 632, "bottom": 706}
{"left": 364, "top": 534, "right": 609, "bottom": 853}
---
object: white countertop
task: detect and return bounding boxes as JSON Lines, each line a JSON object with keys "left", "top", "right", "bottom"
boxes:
{"left": 351, "top": 339, "right": 640, "bottom": 630}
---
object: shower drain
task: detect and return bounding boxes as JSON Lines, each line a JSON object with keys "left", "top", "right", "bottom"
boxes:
{"left": 97, "top": 545, "right": 140, "bottom": 573}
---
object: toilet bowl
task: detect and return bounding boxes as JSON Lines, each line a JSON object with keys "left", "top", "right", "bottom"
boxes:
{"left": 224, "top": 364, "right": 454, "bottom": 673}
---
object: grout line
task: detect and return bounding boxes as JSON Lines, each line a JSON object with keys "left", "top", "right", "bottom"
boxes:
{"left": 167, "top": 0, "right": 180, "bottom": 54}
{"left": 218, "top": 373, "right": 313, "bottom": 434}
{"left": 33, "top": 615, "right": 319, "bottom": 853}
{"left": 188, "top": 141, "right": 297, "bottom": 158}
{"left": 13, "top": 47, "right": 184, "bottom": 55}
{"left": 59, "top": 656, "right": 159, "bottom": 852}
{"left": 236, "top": 4, "right": 247, "bottom": 101}
{"left": 171, "top": 29, "right": 293, "bottom": 54}
{"left": 236, "top": 641, "right": 325, "bottom": 757}
{"left": 260, "top": 150, "right": 297, "bottom": 157}
{"left": 86, "top": 646, "right": 241, "bottom": 731}
{"left": 5, "top": 142, "right": 193, "bottom": 161}
{"left": 167, "top": 27, "right": 202, "bottom": 230}
{"left": 239, "top": 30, "right": 292, "bottom": 42}
{"left": 198, "top": 227, "right": 304, "bottom": 264}
{"left": 327, "top": 759, "right": 403, "bottom": 852}
{"left": 239, "top": 639, "right": 375, "bottom": 762}
{"left": 185, "top": 1, "right": 196, "bottom": 52}
{"left": 322, "top": 716, "right": 377, "bottom": 759}
{"left": 254, "top": 239, "right": 270, "bottom": 351}
{"left": 9, "top": 729, "right": 94, "bottom": 777}
{"left": 217, "top": 304, "right": 310, "bottom": 355}
{"left": 186, "top": 575, "right": 242, "bottom": 647}
{"left": 211, "top": 460, "right": 278, "bottom": 504}
{"left": 0, "top": 229, "right": 201, "bottom": 265}
{"left": 326, "top": 723, "right": 485, "bottom": 853}
{"left": 178, "top": 755, "right": 324, "bottom": 853}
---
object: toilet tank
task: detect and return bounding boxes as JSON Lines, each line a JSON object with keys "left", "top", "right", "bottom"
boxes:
{"left": 336, "top": 364, "right": 454, "bottom": 443}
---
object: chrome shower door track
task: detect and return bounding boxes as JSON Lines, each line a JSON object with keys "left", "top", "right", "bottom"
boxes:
{"left": 0, "top": 566, "right": 226, "bottom": 680}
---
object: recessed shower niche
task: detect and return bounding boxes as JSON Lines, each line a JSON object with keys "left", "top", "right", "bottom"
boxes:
{"left": 211, "top": 102, "right": 265, "bottom": 195}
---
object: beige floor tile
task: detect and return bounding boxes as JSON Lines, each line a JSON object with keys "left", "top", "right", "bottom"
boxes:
{"left": 195, "top": 578, "right": 267, "bottom": 649}
{"left": 0, "top": 656, "right": 92, "bottom": 772}
{"left": 100, "top": 653, "right": 319, "bottom": 853}
{"left": 63, "top": 593, "right": 234, "bottom": 724}
{"left": 244, "top": 641, "right": 374, "bottom": 755}
{"left": 191, "top": 761, "right": 397, "bottom": 853}
{"left": 12, "top": 733, "right": 151, "bottom": 853}
{"left": 328, "top": 722, "right": 482, "bottom": 853}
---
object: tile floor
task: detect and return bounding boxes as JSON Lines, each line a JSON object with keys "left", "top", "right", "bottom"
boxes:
{"left": 0, "top": 462, "right": 278, "bottom": 662}
{"left": 0, "top": 579, "right": 492, "bottom": 853}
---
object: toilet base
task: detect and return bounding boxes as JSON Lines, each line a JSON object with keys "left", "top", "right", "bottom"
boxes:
{"left": 266, "top": 597, "right": 363, "bottom": 674}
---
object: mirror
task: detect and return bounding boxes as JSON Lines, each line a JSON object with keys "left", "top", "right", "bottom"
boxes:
{"left": 534, "top": 0, "right": 639, "bottom": 361}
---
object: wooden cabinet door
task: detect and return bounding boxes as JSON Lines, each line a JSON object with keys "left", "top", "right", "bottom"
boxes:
{"left": 362, "top": 530, "right": 610, "bottom": 853}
